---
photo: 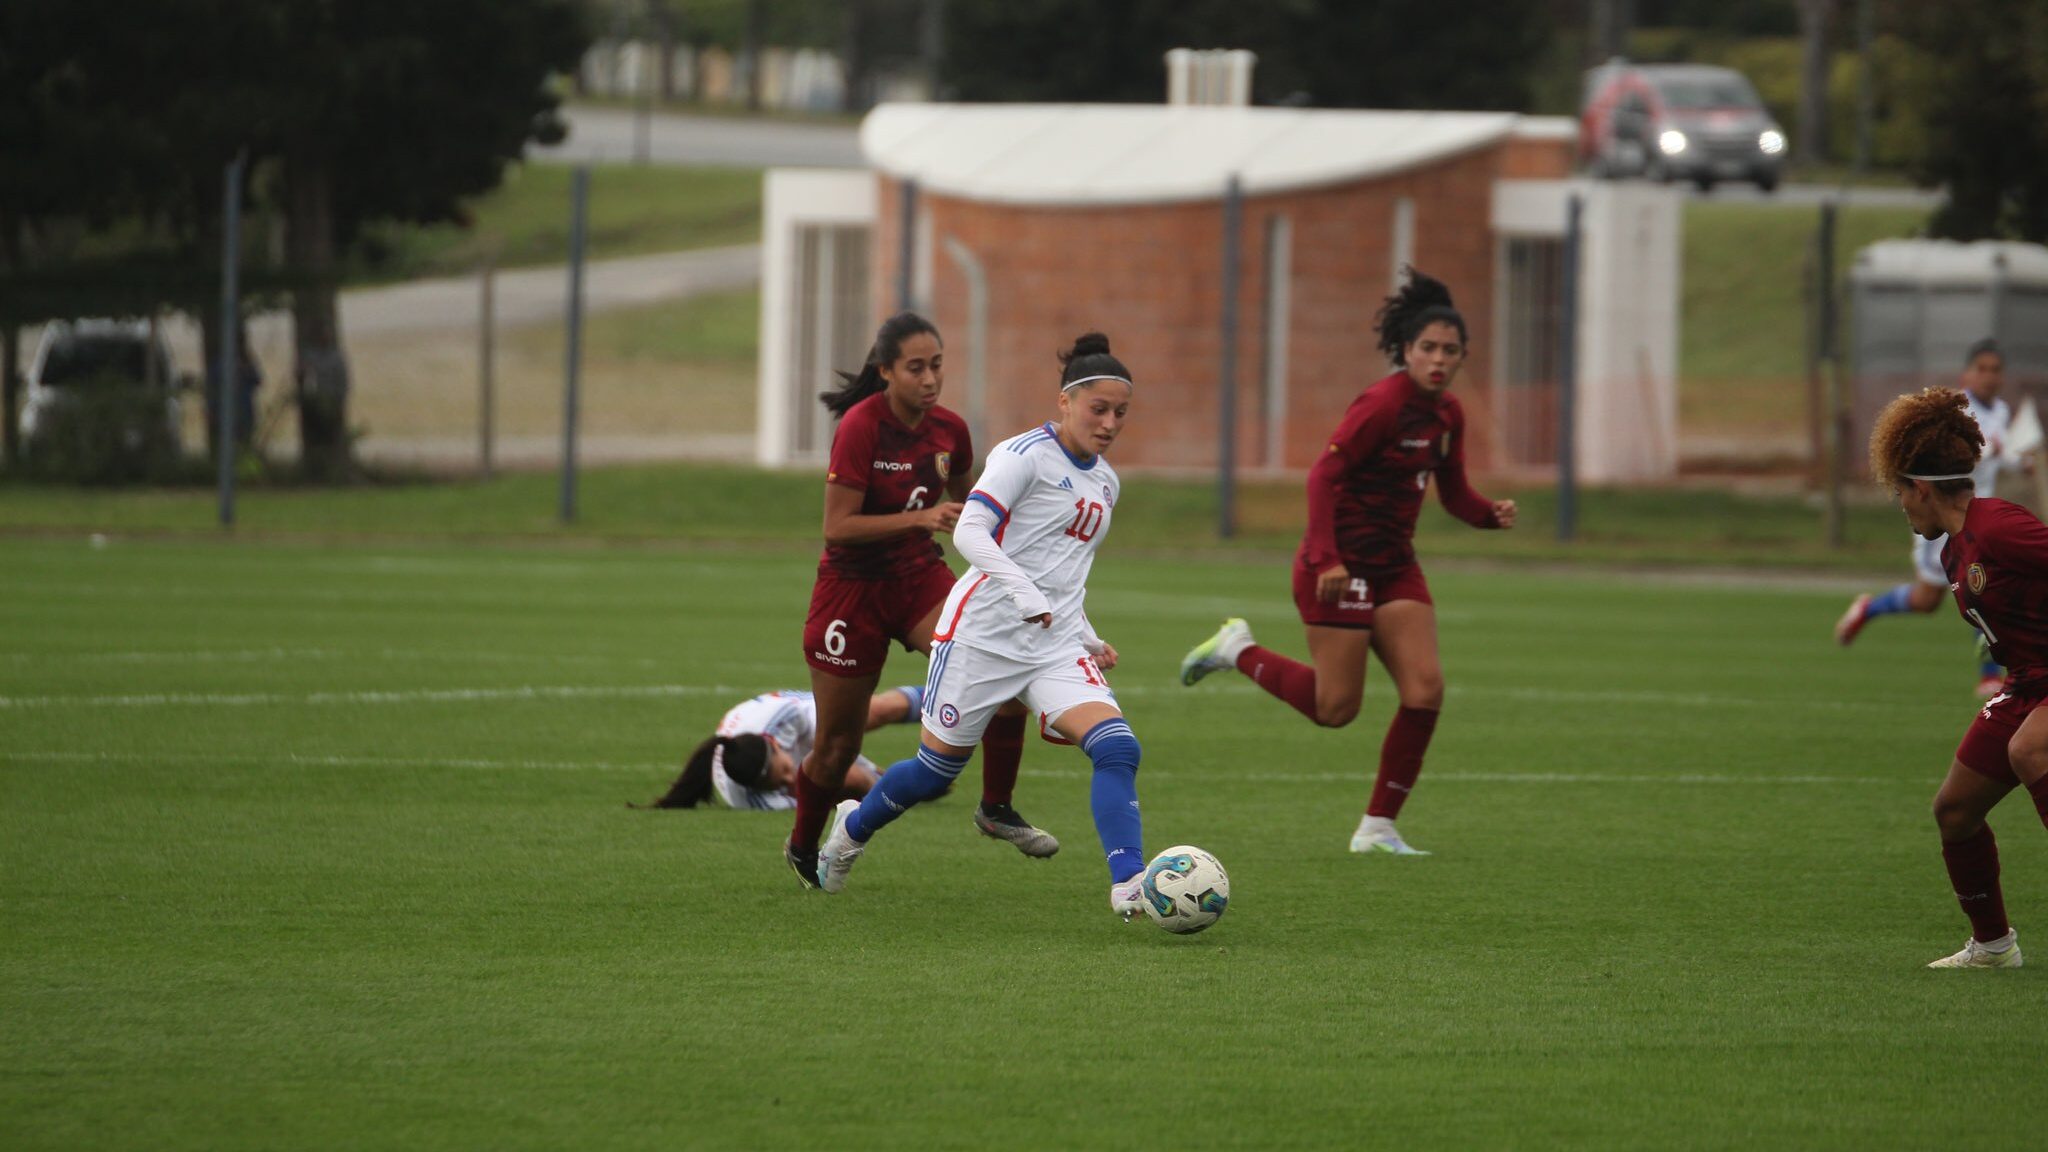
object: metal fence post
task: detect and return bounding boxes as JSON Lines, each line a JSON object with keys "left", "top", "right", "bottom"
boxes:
{"left": 1219, "top": 174, "right": 1243, "bottom": 540}
{"left": 561, "top": 166, "right": 589, "bottom": 525}
{"left": 1819, "top": 199, "right": 1844, "bottom": 548}
{"left": 897, "top": 178, "right": 918, "bottom": 312}
{"left": 1557, "top": 193, "right": 1582, "bottom": 543}
{"left": 479, "top": 259, "right": 495, "bottom": 478}
{"left": 216, "top": 154, "right": 244, "bottom": 529}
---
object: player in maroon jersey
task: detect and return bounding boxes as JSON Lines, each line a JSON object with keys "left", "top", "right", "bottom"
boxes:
{"left": 1872, "top": 387, "right": 2048, "bottom": 968}
{"left": 785, "top": 312, "right": 1054, "bottom": 887}
{"left": 1178, "top": 270, "right": 1515, "bottom": 856}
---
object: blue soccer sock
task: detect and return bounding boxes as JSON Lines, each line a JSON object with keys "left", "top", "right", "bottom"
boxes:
{"left": 1981, "top": 661, "right": 2004, "bottom": 680}
{"left": 847, "top": 745, "right": 969, "bottom": 843}
{"left": 892, "top": 685, "right": 925, "bottom": 719}
{"left": 1082, "top": 717, "right": 1145, "bottom": 882}
{"left": 1866, "top": 584, "right": 1915, "bottom": 618}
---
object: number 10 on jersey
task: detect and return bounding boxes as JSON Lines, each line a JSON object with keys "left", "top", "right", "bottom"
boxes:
{"left": 1064, "top": 499, "right": 1104, "bottom": 542}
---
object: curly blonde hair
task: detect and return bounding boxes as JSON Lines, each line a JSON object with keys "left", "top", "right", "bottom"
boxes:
{"left": 1867, "top": 387, "right": 1982, "bottom": 493}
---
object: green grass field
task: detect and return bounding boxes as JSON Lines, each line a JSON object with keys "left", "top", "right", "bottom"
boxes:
{"left": 4, "top": 525, "right": 2045, "bottom": 1149}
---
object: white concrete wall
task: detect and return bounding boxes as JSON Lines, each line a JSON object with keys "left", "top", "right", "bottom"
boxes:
{"left": 1491, "top": 179, "right": 1682, "bottom": 482}
{"left": 757, "top": 169, "right": 876, "bottom": 468}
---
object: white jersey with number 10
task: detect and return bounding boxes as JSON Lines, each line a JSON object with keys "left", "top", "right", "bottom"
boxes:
{"left": 934, "top": 422, "right": 1120, "bottom": 662}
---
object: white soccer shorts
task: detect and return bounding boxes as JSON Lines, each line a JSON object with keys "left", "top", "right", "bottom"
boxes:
{"left": 920, "top": 638, "right": 1118, "bottom": 747}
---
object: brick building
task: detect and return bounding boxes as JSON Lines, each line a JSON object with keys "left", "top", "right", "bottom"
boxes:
{"left": 759, "top": 103, "right": 1681, "bottom": 482}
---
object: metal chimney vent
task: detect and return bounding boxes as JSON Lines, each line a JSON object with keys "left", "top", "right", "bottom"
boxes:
{"left": 1165, "top": 48, "right": 1257, "bottom": 106}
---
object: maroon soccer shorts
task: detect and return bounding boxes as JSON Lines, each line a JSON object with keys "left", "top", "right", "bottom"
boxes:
{"left": 803, "top": 563, "right": 960, "bottom": 677}
{"left": 1290, "top": 557, "right": 1431, "bottom": 629}
{"left": 1955, "top": 686, "right": 2048, "bottom": 785}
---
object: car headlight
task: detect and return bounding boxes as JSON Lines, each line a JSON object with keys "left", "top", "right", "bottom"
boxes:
{"left": 1658, "top": 129, "right": 1689, "bottom": 156}
{"left": 1759, "top": 129, "right": 1786, "bottom": 155}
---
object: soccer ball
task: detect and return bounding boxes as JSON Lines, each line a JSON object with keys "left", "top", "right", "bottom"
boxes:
{"left": 1139, "top": 845, "right": 1229, "bottom": 934}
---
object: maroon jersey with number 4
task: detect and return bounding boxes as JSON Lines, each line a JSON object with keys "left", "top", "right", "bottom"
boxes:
{"left": 1299, "top": 370, "right": 1500, "bottom": 575}
{"left": 1943, "top": 497, "right": 2048, "bottom": 693}
{"left": 819, "top": 392, "right": 974, "bottom": 580}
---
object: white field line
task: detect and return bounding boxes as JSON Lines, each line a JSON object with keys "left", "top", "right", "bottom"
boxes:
{"left": 0, "top": 647, "right": 722, "bottom": 671}
{"left": 0, "top": 684, "right": 747, "bottom": 709}
{"left": 0, "top": 680, "right": 1952, "bottom": 715}
{"left": 0, "top": 748, "right": 1897, "bottom": 786}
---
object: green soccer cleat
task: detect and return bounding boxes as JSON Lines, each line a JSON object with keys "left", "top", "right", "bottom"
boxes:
{"left": 1350, "top": 814, "right": 1431, "bottom": 856}
{"left": 1179, "top": 618, "right": 1253, "bottom": 687}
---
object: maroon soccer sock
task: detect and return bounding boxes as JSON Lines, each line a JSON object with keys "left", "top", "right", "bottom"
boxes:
{"left": 2029, "top": 775, "right": 2048, "bottom": 832}
{"left": 1940, "top": 825, "right": 2010, "bottom": 944}
{"left": 1367, "top": 706, "right": 1439, "bottom": 819}
{"left": 1235, "top": 645, "right": 1321, "bottom": 722}
{"left": 980, "top": 710, "right": 1026, "bottom": 808}
{"left": 790, "top": 769, "right": 835, "bottom": 853}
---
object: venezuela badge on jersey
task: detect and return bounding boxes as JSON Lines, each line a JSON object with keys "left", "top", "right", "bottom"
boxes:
{"left": 1968, "top": 562, "right": 1987, "bottom": 594}
{"left": 934, "top": 452, "right": 951, "bottom": 482}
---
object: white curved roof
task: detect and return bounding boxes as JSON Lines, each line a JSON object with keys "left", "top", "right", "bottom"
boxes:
{"left": 861, "top": 103, "right": 1574, "bottom": 207}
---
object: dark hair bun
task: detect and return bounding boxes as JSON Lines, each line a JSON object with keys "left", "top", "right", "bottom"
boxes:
{"left": 1062, "top": 332, "right": 1112, "bottom": 363}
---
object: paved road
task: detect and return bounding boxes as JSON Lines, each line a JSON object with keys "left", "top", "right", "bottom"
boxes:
{"left": 531, "top": 105, "right": 863, "bottom": 169}
{"left": 330, "top": 244, "right": 760, "bottom": 337}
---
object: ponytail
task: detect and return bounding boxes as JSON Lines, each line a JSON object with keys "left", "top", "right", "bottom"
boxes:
{"left": 1373, "top": 267, "right": 1467, "bottom": 366}
{"left": 819, "top": 311, "right": 942, "bottom": 417}
{"left": 632, "top": 734, "right": 751, "bottom": 809}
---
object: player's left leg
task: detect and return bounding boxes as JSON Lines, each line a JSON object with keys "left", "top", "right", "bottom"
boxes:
{"left": 1929, "top": 759, "right": 2021, "bottom": 968}
{"left": 1353, "top": 597, "right": 1444, "bottom": 857}
{"left": 1047, "top": 700, "right": 1146, "bottom": 919}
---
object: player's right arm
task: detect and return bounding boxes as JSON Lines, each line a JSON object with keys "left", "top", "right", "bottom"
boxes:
{"left": 1304, "top": 391, "right": 1395, "bottom": 601}
{"left": 956, "top": 447, "right": 1053, "bottom": 623}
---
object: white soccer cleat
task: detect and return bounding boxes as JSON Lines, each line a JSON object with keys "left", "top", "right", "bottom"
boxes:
{"left": 816, "top": 799, "right": 866, "bottom": 894}
{"left": 1110, "top": 875, "right": 1147, "bottom": 921}
{"left": 1350, "top": 814, "right": 1430, "bottom": 856}
{"left": 1179, "top": 618, "right": 1254, "bottom": 686}
{"left": 1927, "top": 929, "right": 2023, "bottom": 969}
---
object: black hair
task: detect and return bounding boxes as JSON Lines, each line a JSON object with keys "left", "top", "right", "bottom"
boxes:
{"left": 1373, "top": 267, "right": 1468, "bottom": 366}
{"left": 629, "top": 733, "right": 769, "bottom": 809}
{"left": 1966, "top": 337, "right": 2002, "bottom": 365}
{"left": 819, "top": 312, "right": 942, "bottom": 417}
{"left": 1057, "top": 331, "right": 1133, "bottom": 390}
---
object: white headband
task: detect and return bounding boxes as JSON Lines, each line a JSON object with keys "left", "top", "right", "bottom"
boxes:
{"left": 1899, "top": 471, "right": 1974, "bottom": 481}
{"left": 1061, "top": 374, "right": 1133, "bottom": 392}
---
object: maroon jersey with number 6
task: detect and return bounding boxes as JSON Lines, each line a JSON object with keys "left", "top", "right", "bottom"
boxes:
{"left": 819, "top": 393, "right": 974, "bottom": 581}
{"left": 1943, "top": 497, "right": 2048, "bottom": 693}
{"left": 1299, "top": 370, "right": 1499, "bottom": 576}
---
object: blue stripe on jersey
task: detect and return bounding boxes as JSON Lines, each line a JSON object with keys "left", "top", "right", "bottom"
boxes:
{"left": 1008, "top": 428, "right": 1055, "bottom": 454}
{"left": 923, "top": 642, "right": 952, "bottom": 718}
{"left": 967, "top": 491, "right": 1009, "bottom": 526}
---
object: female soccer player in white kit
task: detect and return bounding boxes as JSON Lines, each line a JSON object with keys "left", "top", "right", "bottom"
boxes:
{"left": 816, "top": 333, "right": 1151, "bottom": 917}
